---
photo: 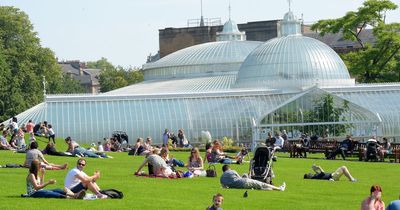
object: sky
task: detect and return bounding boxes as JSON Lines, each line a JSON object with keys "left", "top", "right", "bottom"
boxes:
{"left": 1, "top": 0, "right": 400, "bottom": 68}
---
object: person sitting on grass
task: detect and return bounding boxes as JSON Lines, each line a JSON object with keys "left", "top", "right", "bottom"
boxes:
{"left": 211, "top": 140, "right": 234, "bottom": 164}
{"left": 234, "top": 144, "right": 249, "bottom": 164}
{"left": 0, "top": 130, "right": 14, "bottom": 150}
{"left": 24, "top": 141, "right": 68, "bottom": 170}
{"left": 132, "top": 138, "right": 147, "bottom": 156}
{"left": 220, "top": 165, "right": 286, "bottom": 191}
{"left": 386, "top": 195, "right": 400, "bottom": 210}
{"left": 206, "top": 193, "right": 223, "bottom": 210}
{"left": 361, "top": 185, "right": 385, "bottom": 210}
{"left": 303, "top": 164, "right": 357, "bottom": 182}
{"left": 187, "top": 147, "right": 205, "bottom": 176}
{"left": 26, "top": 159, "right": 84, "bottom": 199}
{"left": 135, "top": 148, "right": 176, "bottom": 177}
{"left": 160, "top": 147, "right": 185, "bottom": 168}
{"left": 64, "top": 158, "right": 108, "bottom": 199}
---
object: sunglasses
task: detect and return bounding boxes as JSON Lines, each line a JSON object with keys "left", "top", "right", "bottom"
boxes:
{"left": 78, "top": 163, "right": 86, "bottom": 166}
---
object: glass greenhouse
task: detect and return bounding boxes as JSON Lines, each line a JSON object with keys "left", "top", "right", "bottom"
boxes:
{"left": 6, "top": 11, "right": 400, "bottom": 145}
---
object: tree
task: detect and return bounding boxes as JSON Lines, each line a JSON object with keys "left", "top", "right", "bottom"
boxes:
{"left": 311, "top": 0, "right": 400, "bottom": 82}
{"left": 311, "top": 0, "right": 397, "bottom": 49}
{"left": 86, "top": 57, "right": 115, "bottom": 71}
{"left": 87, "top": 58, "right": 144, "bottom": 92}
{"left": 0, "top": 6, "right": 82, "bottom": 122}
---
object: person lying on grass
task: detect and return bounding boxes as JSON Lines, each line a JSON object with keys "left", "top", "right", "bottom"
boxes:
{"left": 303, "top": 164, "right": 357, "bottom": 182}
{"left": 220, "top": 165, "right": 286, "bottom": 191}
{"left": 24, "top": 141, "right": 68, "bottom": 170}
{"left": 26, "top": 159, "right": 85, "bottom": 199}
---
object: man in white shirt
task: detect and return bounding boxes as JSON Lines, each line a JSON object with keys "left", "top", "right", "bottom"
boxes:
{"left": 274, "top": 133, "right": 285, "bottom": 149}
{"left": 64, "top": 158, "right": 108, "bottom": 199}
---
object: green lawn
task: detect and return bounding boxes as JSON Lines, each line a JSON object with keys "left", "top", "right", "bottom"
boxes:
{"left": 1, "top": 137, "right": 399, "bottom": 210}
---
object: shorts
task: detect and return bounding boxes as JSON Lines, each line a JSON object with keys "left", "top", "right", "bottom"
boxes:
{"left": 70, "top": 182, "right": 87, "bottom": 193}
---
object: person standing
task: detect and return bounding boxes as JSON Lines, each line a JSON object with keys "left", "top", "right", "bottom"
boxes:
{"left": 162, "top": 129, "right": 170, "bottom": 147}
{"left": 25, "top": 120, "right": 35, "bottom": 134}
{"left": 64, "top": 158, "right": 108, "bottom": 199}
{"left": 47, "top": 124, "right": 56, "bottom": 144}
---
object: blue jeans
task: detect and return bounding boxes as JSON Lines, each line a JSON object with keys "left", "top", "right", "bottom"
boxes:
{"left": 30, "top": 189, "right": 66, "bottom": 198}
{"left": 74, "top": 147, "right": 100, "bottom": 158}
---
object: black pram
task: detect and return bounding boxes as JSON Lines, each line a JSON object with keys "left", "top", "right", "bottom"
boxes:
{"left": 365, "top": 140, "right": 379, "bottom": 161}
{"left": 248, "top": 145, "right": 277, "bottom": 184}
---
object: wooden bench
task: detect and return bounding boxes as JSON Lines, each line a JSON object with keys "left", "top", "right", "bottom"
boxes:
{"left": 288, "top": 140, "right": 339, "bottom": 158}
{"left": 357, "top": 142, "right": 400, "bottom": 162}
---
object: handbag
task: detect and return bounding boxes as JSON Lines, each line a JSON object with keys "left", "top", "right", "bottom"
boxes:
{"left": 206, "top": 164, "right": 217, "bottom": 177}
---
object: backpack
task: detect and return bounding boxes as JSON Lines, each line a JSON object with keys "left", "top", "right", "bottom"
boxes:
{"left": 99, "top": 189, "right": 123, "bottom": 199}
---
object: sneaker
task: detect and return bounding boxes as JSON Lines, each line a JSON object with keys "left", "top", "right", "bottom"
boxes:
{"left": 97, "top": 193, "right": 108, "bottom": 199}
{"left": 351, "top": 179, "right": 357, "bottom": 182}
{"left": 279, "top": 182, "right": 286, "bottom": 191}
{"left": 329, "top": 178, "right": 335, "bottom": 181}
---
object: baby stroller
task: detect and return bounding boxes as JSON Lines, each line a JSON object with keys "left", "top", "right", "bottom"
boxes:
{"left": 365, "top": 140, "right": 379, "bottom": 161}
{"left": 248, "top": 145, "right": 277, "bottom": 184}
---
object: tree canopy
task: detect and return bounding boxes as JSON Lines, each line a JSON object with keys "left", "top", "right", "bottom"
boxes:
{"left": 311, "top": 0, "right": 400, "bottom": 82}
{"left": 0, "top": 7, "right": 83, "bottom": 122}
{"left": 87, "top": 58, "right": 143, "bottom": 93}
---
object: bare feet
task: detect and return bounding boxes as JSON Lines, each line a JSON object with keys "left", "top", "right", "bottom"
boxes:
{"left": 61, "top": 163, "right": 68, "bottom": 170}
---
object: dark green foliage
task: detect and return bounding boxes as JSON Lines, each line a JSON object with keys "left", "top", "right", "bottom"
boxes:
{"left": 303, "top": 94, "right": 350, "bottom": 136}
{"left": 311, "top": 0, "right": 400, "bottom": 83}
{"left": 88, "top": 57, "right": 143, "bottom": 93}
{"left": 0, "top": 7, "right": 84, "bottom": 122}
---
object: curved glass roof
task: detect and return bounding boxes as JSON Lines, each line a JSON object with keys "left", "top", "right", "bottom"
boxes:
{"left": 235, "top": 35, "right": 354, "bottom": 89}
{"left": 142, "top": 40, "right": 262, "bottom": 80}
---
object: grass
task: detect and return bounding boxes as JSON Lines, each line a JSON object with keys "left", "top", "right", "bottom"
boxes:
{"left": 1, "top": 136, "right": 400, "bottom": 210}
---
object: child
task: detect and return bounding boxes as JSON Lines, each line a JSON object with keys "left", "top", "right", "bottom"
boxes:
{"left": 206, "top": 193, "right": 223, "bottom": 210}
{"left": 47, "top": 124, "right": 56, "bottom": 144}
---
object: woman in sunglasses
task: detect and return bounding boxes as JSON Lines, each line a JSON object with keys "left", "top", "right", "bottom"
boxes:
{"left": 187, "top": 147, "right": 205, "bottom": 176}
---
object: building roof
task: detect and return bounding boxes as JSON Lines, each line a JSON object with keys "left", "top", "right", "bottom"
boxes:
{"left": 142, "top": 40, "right": 262, "bottom": 80}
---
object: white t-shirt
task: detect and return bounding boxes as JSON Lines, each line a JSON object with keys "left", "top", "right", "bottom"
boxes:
{"left": 274, "top": 136, "right": 285, "bottom": 148}
{"left": 64, "top": 168, "right": 88, "bottom": 189}
{"left": 48, "top": 128, "right": 55, "bottom": 136}
{"left": 97, "top": 145, "right": 104, "bottom": 152}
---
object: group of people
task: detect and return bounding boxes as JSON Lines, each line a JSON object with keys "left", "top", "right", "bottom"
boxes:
{"left": 205, "top": 140, "right": 249, "bottom": 164}
{"left": 134, "top": 146, "right": 204, "bottom": 178}
{"left": 0, "top": 118, "right": 57, "bottom": 152}
{"left": 26, "top": 158, "right": 108, "bottom": 199}
{"left": 162, "top": 128, "right": 190, "bottom": 148}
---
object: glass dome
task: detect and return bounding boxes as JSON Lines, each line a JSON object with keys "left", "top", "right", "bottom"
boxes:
{"left": 235, "top": 10, "right": 355, "bottom": 90}
{"left": 142, "top": 40, "right": 262, "bottom": 81}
